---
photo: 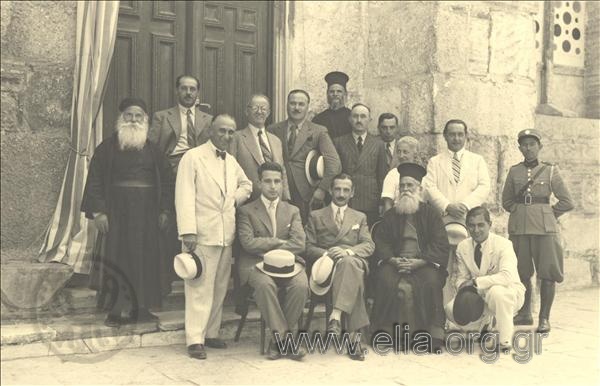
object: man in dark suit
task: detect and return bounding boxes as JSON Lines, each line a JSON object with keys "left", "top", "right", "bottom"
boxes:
{"left": 148, "top": 74, "right": 213, "bottom": 295}
{"left": 229, "top": 94, "right": 290, "bottom": 202}
{"left": 268, "top": 89, "right": 341, "bottom": 224}
{"left": 237, "top": 162, "right": 307, "bottom": 360}
{"left": 305, "top": 174, "right": 374, "bottom": 361}
{"left": 312, "top": 71, "right": 353, "bottom": 139}
{"left": 333, "top": 103, "right": 387, "bottom": 226}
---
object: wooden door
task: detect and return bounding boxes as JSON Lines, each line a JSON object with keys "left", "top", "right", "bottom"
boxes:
{"left": 103, "top": 1, "right": 272, "bottom": 138}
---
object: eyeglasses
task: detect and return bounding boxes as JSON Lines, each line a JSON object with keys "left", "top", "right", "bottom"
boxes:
{"left": 248, "top": 105, "right": 269, "bottom": 113}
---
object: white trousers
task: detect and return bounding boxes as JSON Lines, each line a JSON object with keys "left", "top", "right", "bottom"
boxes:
{"left": 445, "top": 285, "right": 524, "bottom": 345}
{"left": 184, "top": 245, "right": 232, "bottom": 346}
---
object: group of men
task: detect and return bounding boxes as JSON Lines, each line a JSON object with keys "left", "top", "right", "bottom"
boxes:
{"left": 82, "top": 70, "right": 574, "bottom": 361}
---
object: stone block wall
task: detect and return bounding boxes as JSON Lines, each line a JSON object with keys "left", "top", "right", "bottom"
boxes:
{"left": 0, "top": 1, "right": 77, "bottom": 256}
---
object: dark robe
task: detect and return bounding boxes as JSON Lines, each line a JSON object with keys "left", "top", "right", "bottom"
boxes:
{"left": 81, "top": 135, "right": 174, "bottom": 311}
{"left": 371, "top": 202, "right": 450, "bottom": 341}
{"left": 312, "top": 107, "right": 352, "bottom": 139}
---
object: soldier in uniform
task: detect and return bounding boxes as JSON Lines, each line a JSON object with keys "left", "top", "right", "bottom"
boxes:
{"left": 312, "top": 71, "right": 353, "bottom": 139}
{"left": 501, "top": 129, "right": 574, "bottom": 333}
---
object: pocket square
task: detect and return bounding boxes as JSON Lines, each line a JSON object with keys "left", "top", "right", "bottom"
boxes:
{"left": 351, "top": 224, "right": 360, "bottom": 230}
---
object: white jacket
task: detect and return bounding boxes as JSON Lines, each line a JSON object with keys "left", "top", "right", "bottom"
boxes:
{"left": 175, "top": 141, "right": 252, "bottom": 246}
{"left": 454, "top": 233, "right": 525, "bottom": 296}
{"left": 422, "top": 149, "right": 490, "bottom": 213}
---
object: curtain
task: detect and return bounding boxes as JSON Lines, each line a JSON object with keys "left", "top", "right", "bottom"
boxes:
{"left": 39, "top": 1, "right": 120, "bottom": 274}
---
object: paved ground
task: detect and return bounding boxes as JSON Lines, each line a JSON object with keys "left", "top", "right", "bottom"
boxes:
{"left": 2, "top": 287, "right": 599, "bottom": 385}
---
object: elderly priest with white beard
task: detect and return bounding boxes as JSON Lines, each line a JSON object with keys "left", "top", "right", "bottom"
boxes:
{"left": 82, "top": 97, "right": 174, "bottom": 328}
{"left": 371, "top": 163, "right": 450, "bottom": 352}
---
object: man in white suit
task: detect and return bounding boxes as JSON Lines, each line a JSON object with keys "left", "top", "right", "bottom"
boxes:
{"left": 423, "top": 119, "right": 490, "bottom": 221}
{"left": 229, "top": 94, "right": 290, "bottom": 202}
{"left": 423, "top": 119, "right": 491, "bottom": 303}
{"left": 445, "top": 207, "right": 525, "bottom": 351}
{"left": 176, "top": 114, "right": 252, "bottom": 360}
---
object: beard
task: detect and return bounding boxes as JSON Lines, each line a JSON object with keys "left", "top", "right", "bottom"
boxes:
{"left": 394, "top": 189, "right": 424, "bottom": 215}
{"left": 116, "top": 116, "right": 148, "bottom": 151}
{"left": 328, "top": 96, "right": 345, "bottom": 110}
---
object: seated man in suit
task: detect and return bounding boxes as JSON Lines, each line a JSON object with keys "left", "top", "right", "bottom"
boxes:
{"left": 445, "top": 206, "right": 525, "bottom": 351}
{"left": 305, "top": 173, "right": 374, "bottom": 361}
{"left": 371, "top": 163, "right": 450, "bottom": 353}
{"left": 237, "top": 161, "right": 308, "bottom": 360}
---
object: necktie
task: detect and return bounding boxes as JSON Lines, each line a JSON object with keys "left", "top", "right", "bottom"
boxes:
{"left": 474, "top": 243, "right": 482, "bottom": 269}
{"left": 452, "top": 152, "right": 461, "bottom": 183}
{"left": 186, "top": 109, "right": 196, "bottom": 148}
{"left": 287, "top": 124, "right": 297, "bottom": 155}
{"left": 335, "top": 207, "right": 343, "bottom": 230}
{"left": 268, "top": 201, "right": 277, "bottom": 237}
{"left": 216, "top": 149, "right": 226, "bottom": 160}
{"left": 258, "top": 130, "right": 273, "bottom": 163}
{"left": 386, "top": 142, "right": 392, "bottom": 165}
{"left": 357, "top": 136, "right": 363, "bottom": 153}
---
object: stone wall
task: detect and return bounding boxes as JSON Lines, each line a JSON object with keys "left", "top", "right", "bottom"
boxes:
{"left": 0, "top": 1, "right": 77, "bottom": 256}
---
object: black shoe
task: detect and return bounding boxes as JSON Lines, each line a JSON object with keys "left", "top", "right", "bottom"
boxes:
{"left": 188, "top": 344, "right": 207, "bottom": 360}
{"left": 267, "top": 342, "right": 283, "bottom": 360}
{"left": 327, "top": 319, "right": 342, "bottom": 337}
{"left": 513, "top": 313, "right": 534, "bottom": 326}
{"left": 132, "top": 309, "right": 158, "bottom": 323}
{"left": 537, "top": 318, "right": 551, "bottom": 333}
{"left": 429, "top": 338, "right": 444, "bottom": 354}
{"left": 104, "top": 314, "right": 122, "bottom": 328}
{"left": 286, "top": 346, "right": 307, "bottom": 361}
{"left": 205, "top": 338, "right": 227, "bottom": 349}
{"left": 348, "top": 343, "right": 366, "bottom": 361}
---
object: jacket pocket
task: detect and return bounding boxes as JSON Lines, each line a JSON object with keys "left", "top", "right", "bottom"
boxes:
{"left": 542, "top": 206, "right": 557, "bottom": 233}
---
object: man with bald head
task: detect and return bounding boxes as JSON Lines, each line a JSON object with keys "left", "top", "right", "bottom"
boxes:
{"left": 176, "top": 114, "right": 252, "bottom": 360}
{"left": 333, "top": 103, "right": 388, "bottom": 226}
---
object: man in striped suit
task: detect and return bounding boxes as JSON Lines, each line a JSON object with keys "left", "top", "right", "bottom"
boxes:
{"left": 333, "top": 103, "right": 388, "bottom": 226}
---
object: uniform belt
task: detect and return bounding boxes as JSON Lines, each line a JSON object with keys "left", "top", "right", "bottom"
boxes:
{"left": 520, "top": 196, "right": 549, "bottom": 205}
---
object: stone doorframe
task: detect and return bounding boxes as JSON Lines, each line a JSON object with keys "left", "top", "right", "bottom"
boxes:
{"left": 271, "top": 1, "right": 293, "bottom": 123}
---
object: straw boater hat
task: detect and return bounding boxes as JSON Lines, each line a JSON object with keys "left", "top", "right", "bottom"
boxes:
{"left": 256, "top": 249, "right": 303, "bottom": 278}
{"left": 453, "top": 285, "right": 485, "bottom": 326}
{"left": 309, "top": 254, "right": 337, "bottom": 296}
{"left": 305, "top": 149, "right": 325, "bottom": 187}
{"left": 442, "top": 216, "right": 469, "bottom": 246}
{"left": 173, "top": 251, "right": 204, "bottom": 280}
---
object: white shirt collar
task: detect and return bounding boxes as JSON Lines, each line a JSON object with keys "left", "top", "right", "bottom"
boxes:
{"left": 208, "top": 140, "right": 225, "bottom": 157}
{"left": 331, "top": 202, "right": 348, "bottom": 217}
{"left": 261, "top": 195, "right": 279, "bottom": 210}
{"left": 448, "top": 147, "right": 465, "bottom": 159}
{"left": 288, "top": 119, "right": 305, "bottom": 131}
{"left": 352, "top": 132, "right": 367, "bottom": 143}
{"left": 472, "top": 234, "right": 490, "bottom": 249}
{"left": 179, "top": 104, "right": 195, "bottom": 116}
{"left": 248, "top": 123, "right": 266, "bottom": 136}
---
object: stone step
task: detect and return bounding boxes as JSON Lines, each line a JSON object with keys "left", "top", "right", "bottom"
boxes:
{"left": 0, "top": 304, "right": 328, "bottom": 361}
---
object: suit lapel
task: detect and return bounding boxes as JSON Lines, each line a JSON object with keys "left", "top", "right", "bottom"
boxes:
{"left": 442, "top": 151, "right": 457, "bottom": 186}
{"left": 335, "top": 208, "right": 355, "bottom": 242}
{"left": 479, "top": 236, "right": 492, "bottom": 274}
{"left": 345, "top": 135, "right": 360, "bottom": 161}
{"left": 166, "top": 107, "right": 182, "bottom": 139}
{"left": 291, "top": 122, "right": 313, "bottom": 156}
{"left": 319, "top": 206, "right": 338, "bottom": 237}
{"left": 275, "top": 201, "right": 289, "bottom": 237}
{"left": 268, "top": 132, "right": 283, "bottom": 163}
{"left": 241, "top": 127, "right": 263, "bottom": 165}
{"left": 357, "top": 134, "right": 374, "bottom": 164}
{"left": 199, "top": 145, "right": 226, "bottom": 195}
{"left": 253, "top": 200, "right": 273, "bottom": 236}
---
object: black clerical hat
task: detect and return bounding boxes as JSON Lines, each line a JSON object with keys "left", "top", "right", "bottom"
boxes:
{"left": 324, "top": 71, "right": 349, "bottom": 89}
{"left": 119, "top": 97, "right": 148, "bottom": 114}
{"left": 397, "top": 162, "right": 427, "bottom": 183}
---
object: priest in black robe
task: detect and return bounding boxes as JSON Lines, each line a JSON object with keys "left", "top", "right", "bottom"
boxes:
{"left": 371, "top": 163, "right": 450, "bottom": 352}
{"left": 312, "top": 71, "right": 353, "bottom": 139}
{"left": 82, "top": 97, "right": 174, "bottom": 327}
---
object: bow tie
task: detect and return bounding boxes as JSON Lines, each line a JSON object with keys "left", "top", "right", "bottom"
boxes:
{"left": 216, "top": 149, "right": 227, "bottom": 160}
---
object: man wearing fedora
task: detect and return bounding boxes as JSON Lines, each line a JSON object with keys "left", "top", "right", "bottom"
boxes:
{"left": 305, "top": 173, "right": 374, "bottom": 361}
{"left": 175, "top": 114, "right": 252, "bottom": 360}
{"left": 82, "top": 97, "right": 174, "bottom": 327}
{"left": 445, "top": 206, "right": 525, "bottom": 351}
{"left": 312, "top": 71, "right": 353, "bottom": 139}
{"left": 268, "top": 89, "right": 341, "bottom": 224}
{"left": 229, "top": 94, "right": 290, "bottom": 202}
{"left": 333, "top": 103, "right": 388, "bottom": 227}
{"left": 237, "top": 161, "right": 308, "bottom": 360}
{"left": 371, "top": 163, "right": 450, "bottom": 352}
{"left": 502, "top": 129, "right": 573, "bottom": 333}
{"left": 149, "top": 74, "right": 214, "bottom": 297}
